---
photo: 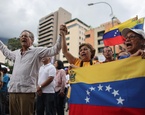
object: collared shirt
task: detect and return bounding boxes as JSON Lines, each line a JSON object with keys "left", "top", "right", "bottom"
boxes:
{"left": 54, "top": 69, "right": 66, "bottom": 92}
{"left": 38, "top": 63, "right": 56, "bottom": 93}
{"left": 0, "top": 37, "right": 61, "bottom": 93}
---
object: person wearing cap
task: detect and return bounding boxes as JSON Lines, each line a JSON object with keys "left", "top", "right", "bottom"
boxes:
{"left": 121, "top": 28, "right": 145, "bottom": 58}
{"left": 0, "top": 25, "right": 66, "bottom": 115}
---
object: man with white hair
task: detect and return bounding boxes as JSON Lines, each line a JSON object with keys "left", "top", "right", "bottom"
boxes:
{"left": 0, "top": 25, "right": 67, "bottom": 115}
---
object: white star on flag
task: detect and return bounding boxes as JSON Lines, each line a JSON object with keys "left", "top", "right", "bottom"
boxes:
{"left": 117, "top": 97, "right": 125, "bottom": 105}
{"left": 85, "top": 97, "right": 90, "bottom": 103}
{"left": 90, "top": 87, "right": 95, "bottom": 91}
{"left": 112, "top": 90, "right": 119, "bottom": 97}
{"left": 105, "top": 85, "right": 112, "bottom": 92}
{"left": 98, "top": 84, "right": 103, "bottom": 91}
{"left": 86, "top": 90, "right": 90, "bottom": 95}
{"left": 114, "top": 30, "right": 119, "bottom": 36}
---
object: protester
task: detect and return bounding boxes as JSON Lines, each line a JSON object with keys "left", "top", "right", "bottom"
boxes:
{"left": 117, "top": 50, "right": 130, "bottom": 60}
{"left": 0, "top": 64, "right": 3, "bottom": 89}
{"left": 64, "top": 68, "right": 70, "bottom": 112}
{"left": 0, "top": 25, "right": 66, "bottom": 115}
{"left": 54, "top": 60, "right": 66, "bottom": 115}
{"left": 0, "top": 67, "right": 10, "bottom": 115}
{"left": 60, "top": 25, "right": 97, "bottom": 68}
{"left": 36, "top": 57, "right": 56, "bottom": 115}
{"left": 102, "top": 46, "right": 115, "bottom": 63}
{"left": 121, "top": 28, "right": 145, "bottom": 58}
{"left": 60, "top": 25, "right": 99, "bottom": 115}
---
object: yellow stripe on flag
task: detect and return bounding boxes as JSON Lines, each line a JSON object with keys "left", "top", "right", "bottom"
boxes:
{"left": 109, "top": 16, "right": 138, "bottom": 32}
{"left": 70, "top": 57, "right": 145, "bottom": 84}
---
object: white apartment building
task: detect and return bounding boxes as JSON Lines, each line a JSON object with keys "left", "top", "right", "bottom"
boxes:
{"left": 59, "top": 18, "right": 90, "bottom": 67}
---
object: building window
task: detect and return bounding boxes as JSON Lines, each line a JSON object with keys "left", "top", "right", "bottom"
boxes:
{"left": 98, "top": 40, "right": 104, "bottom": 45}
{"left": 85, "top": 34, "right": 90, "bottom": 38}
{"left": 63, "top": 60, "right": 68, "bottom": 63}
{"left": 66, "top": 37, "right": 70, "bottom": 40}
{"left": 67, "top": 24, "right": 78, "bottom": 29}
{"left": 97, "top": 31, "right": 105, "bottom": 37}
{"left": 67, "top": 43, "right": 69, "bottom": 46}
{"left": 98, "top": 47, "right": 104, "bottom": 53}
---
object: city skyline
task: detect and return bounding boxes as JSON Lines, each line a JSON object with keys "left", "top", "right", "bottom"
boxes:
{"left": 0, "top": 0, "right": 145, "bottom": 43}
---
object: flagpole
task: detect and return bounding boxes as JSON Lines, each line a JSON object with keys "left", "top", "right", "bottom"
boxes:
{"left": 112, "top": 17, "right": 116, "bottom": 59}
{"left": 88, "top": 2, "right": 116, "bottom": 59}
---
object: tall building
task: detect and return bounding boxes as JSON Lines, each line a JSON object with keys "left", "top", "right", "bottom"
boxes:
{"left": 59, "top": 18, "right": 90, "bottom": 67}
{"left": 38, "top": 7, "right": 72, "bottom": 59}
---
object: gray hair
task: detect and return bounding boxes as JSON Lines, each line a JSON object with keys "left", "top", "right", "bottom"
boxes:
{"left": 21, "top": 30, "right": 34, "bottom": 43}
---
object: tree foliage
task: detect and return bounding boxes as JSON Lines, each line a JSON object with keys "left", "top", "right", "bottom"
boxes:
{"left": 7, "top": 37, "right": 21, "bottom": 51}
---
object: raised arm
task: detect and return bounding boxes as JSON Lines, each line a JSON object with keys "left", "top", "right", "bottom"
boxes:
{"left": 60, "top": 25, "right": 76, "bottom": 64}
{"left": 0, "top": 40, "right": 16, "bottom": 61}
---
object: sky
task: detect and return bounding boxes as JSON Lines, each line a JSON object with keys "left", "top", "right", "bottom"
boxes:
{"left": 0, "top": 0, "right": 145, "bottom": 43}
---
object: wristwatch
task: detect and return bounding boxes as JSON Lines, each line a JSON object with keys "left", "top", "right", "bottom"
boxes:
{"left": 39, "top": 85, "right": 42, "bottom": 88}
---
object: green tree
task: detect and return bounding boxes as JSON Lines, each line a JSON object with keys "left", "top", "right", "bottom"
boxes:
{"left": 7, "top": 37, "right": 21, "bottom": 51}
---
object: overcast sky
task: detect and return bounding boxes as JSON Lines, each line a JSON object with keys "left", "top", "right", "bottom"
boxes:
{"left": 0, "top": 0, "right": 145, "bottom": 43}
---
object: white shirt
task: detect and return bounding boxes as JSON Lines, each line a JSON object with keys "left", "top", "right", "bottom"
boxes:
{"left": 0, "top": 37, "right": 61, "bottom": 93}
{"left": 65, "top": 74, "right": 70, "bottom": 88}
{"left": 38, "top": 63, "right": 56, "bottom": 93}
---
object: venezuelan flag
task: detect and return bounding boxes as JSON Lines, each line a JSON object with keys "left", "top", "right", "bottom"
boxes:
{"left": 69, "top": 57, "right": 145, "bottom": 115}
{"left": 103, "top": 29, "right": 125, "bottom": 46}
{"left": 132, "top": 17, "right": 144, "bottom": 29}
{"left": 109, "top": 16, "right": 138, "bottom": 32}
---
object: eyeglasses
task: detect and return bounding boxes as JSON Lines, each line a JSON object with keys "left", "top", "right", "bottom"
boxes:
{"left": 19, "top": 35, "right": 30, "bottom": 38}
{"left": 125, "top": 35, "right": 138, "bottom": 40}
{"left": 103, "top": 50, "right": 112, "bottom": 53}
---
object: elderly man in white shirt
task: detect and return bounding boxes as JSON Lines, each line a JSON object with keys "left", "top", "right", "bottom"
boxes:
{"left": 37, "top": 57, "right": 56, "bottom": 115}
{"left": 0, "top": 25, "right": 67, "bottom": 115}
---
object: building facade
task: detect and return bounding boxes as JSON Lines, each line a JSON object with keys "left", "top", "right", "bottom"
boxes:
{"left": 37, "top": 7, "right": 72, "bottom": 60}
{"left": 85, "top": 18, "right": 122, "bottom": 62}
{"left": 59, "top": 18, "right": 90, "bottom": 67}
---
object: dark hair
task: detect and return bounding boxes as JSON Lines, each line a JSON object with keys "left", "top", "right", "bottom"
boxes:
{"left": 21, "top": 30, "right": 34, "bottom": 42}
{"left": 2, "top": 67, "right": 7, "bottom": 74}
{"left": 0, "top": 64, "right": 1, "bottom": 71}
{"left": 79, "top": 43, "right": 96, "bottom": 59}
{"left": 56, "top": 60, "right": 64, "bottom": 70}
{"left": 93, "top": 56, "right": 98, "bottom": 60}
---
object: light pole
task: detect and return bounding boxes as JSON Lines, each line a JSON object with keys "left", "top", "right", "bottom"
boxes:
{"left": 88, "top": 2, "right": 116, "bottom": 59}
{"left": 88, "top": 2, "right": 114, "bottom": 17}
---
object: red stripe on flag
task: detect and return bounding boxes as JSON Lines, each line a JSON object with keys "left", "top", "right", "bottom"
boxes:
{"left": 69, "top": 104, "right": 145, "bottom": 115}
{"left": 103, "top": 36, "right": 125, "bottom": 46}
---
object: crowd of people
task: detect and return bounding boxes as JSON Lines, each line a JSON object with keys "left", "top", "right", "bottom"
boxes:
{"left": 0, "top": 64, "right": 10, "bottom": 115}
{"left": 0, "top": 24, "right": 145, "bottom": 115}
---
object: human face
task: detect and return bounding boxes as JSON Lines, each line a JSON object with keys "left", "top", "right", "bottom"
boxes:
{"left": 103, "top": 47, "right": 113, "bottom": 59}
{"left": 79, "top": 45, "right": 91, "bottom": 61}
{"left": 124, "top": 32, "right": 144, "bottom": 54}
{"left": 20, "top": 31, "right": 33, "bottom": 49}
{"left": 41, "top": 57, "right": 50, "bottom": 64}
{"left": 54, "top": 61, "right": 58, "bottom": 68}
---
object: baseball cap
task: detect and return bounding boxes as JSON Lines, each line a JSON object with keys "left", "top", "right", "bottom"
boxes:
{"left": 121, "top": 28, "right": 145, "bottom": 39}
